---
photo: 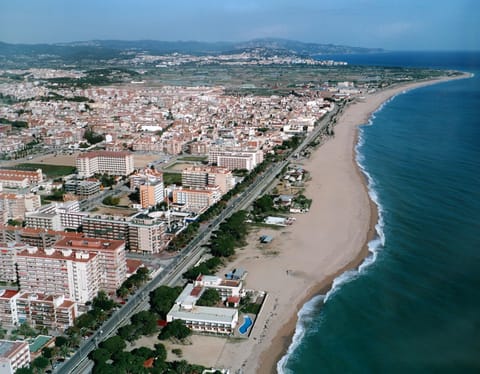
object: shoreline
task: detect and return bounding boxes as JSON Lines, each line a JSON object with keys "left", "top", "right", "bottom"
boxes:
{"left": 136, "top": 73, "right": 472, "bottom": 373}
{"left": 261, "top": 73, "right": 471, "bottom": 374}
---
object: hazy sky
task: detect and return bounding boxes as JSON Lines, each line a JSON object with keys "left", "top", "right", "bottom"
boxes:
{"left": 0, "top": 0, "right": 478, "bottom": 50}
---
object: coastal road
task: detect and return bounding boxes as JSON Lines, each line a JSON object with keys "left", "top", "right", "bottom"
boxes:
{"left": 56, "top": 104, "right": 340, "bottom": 374}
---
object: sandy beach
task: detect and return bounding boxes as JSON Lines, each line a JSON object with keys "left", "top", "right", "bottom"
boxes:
{"left": 169, "top": 75, "right": 469, "bottom": 374}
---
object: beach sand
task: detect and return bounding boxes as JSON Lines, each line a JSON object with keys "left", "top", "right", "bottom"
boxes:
{"left": 175, "top": 76, "right": 469, "bottom": 374}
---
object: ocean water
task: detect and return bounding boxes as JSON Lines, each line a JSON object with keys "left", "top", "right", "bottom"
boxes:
{"left": 279, "top": 52, "right": 480, "bottom": 373}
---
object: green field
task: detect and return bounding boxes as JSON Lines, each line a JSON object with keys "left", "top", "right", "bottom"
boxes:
{"left": 178, "top": 155, "right": 208, "bottom": 162}
{"left": 163, "top": 172, "right": 182, "bottom": 186}
{"left": 13, "top": 163, "right": 76, "bottom": 178}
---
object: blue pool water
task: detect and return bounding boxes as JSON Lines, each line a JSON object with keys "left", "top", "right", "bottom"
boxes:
{"left": 239, "top": 316, "right": 252, "bottom": 334}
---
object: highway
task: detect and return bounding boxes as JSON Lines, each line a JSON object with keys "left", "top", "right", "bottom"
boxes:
{"left": 56, "top": 104, "right": 340, "bottom": 374}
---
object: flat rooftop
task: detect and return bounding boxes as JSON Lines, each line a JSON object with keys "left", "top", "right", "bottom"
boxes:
{"left": 168, "top": 304, "right": 238, "bottom": 325}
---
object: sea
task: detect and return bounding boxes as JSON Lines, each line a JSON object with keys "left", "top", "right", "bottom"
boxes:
{"left": 278, "top": 51, "right": 480, "bottom": 373}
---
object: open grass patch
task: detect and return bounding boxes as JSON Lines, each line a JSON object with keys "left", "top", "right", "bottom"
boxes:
{"left": 10, "top": 163, "right": 76, "bottom": 178}
{"left": 163, "top": 172, "right": 182, "bottom": 185}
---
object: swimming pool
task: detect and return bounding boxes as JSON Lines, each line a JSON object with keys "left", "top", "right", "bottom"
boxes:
{"left": 239, "top": 316, "right": 252, "bottom": 335}
{"left": 29, "top": 335, "right": 52, "bottom": 352}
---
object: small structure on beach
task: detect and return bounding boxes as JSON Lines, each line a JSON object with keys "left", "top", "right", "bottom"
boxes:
{"left": 259, "top": 235, "right": 273, "bottom": 244}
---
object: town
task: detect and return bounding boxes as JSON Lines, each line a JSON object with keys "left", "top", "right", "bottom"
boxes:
{"left": 0, "top": 54, "right": 452, "bottom": 374}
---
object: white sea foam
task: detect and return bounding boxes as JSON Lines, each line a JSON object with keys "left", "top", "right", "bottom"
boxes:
{"left": 276, "top": 96, "right": 400, "bottom": 371}
{"left": 277, "top": 294, "right": 324, "bottom": 374}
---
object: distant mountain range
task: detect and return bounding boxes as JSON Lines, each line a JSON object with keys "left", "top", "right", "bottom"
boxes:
{"left": 0, "top": 38, "right": 383, "bottom": 67}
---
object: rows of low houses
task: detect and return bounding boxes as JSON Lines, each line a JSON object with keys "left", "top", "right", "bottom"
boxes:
{"left": 0, "top": 77, "right": 339, "bottom": 157}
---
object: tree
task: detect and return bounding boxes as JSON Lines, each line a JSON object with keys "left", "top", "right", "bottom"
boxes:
{"left": 92, "top": 362, "right": 118, "bottom": 374}
{"left": 15, "top": 368, "right": 33, "bottom": 374}
{"left": 117, "top": 323, "right": 139, "bottom": 342}
{"left": 158, "top": 320, "right": 191, "bottom": 341}
{"left": 55, "top": 335, "right": 69, "bottom": 348}
{"left": 154, "top": 343, "right": 167, "bottom": 362}
{"left": 130, "top": 346, "right": 155, "bottom": 361}
{"left": 102, "top": 195, "right": 120, "bottom": 206}
{"left": 41, "top": 347, "right": 55, "bottom": 362}
{"left": 131, "top": 310, "right": 158, "bottom": 336}
{"left": 99, "top": 335, "right": 126, "bottom": 355}
{"left": 92, "top": 290, "right": 116, "bottom": 312}
{"left": 31, "top": 356, "right": 49, "bottom": 373}
{"left": 17, "top": 322, "right": 36, "bottom": 338}
{"left": 149, "top": 286, "right": 182, "bottom": 319}
{"left": 116, "top": 286, "right": 129, "bottom": 299}
{"left": 89, "top": 348, "right": 111, "bottom": 364}
{"left": 84, "top": 127, "right": 105, "bottom": 144}
{"left": 196, "top": 289, "right": 220, "bottom": 307}
{"left": 75, "top": 312, "right": 96, "bottom": 330}
{"left": 7, "top": 219, "right": 21, "bottom": 227}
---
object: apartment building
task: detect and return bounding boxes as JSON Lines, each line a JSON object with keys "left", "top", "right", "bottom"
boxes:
{"left": 129, "top": 167, "right": 163, "bottom": 191}
{"left": 0, "top": 242, "right": 38, "bottom": 283}
{"left": 172, "top": 186, "right": 221, "bottom": 213}
{"left": 208, "top": 148, "right": 263, "bottom": 171}
{"left": 0, "top": 290, "right": 20, "bottom": 327}
{"left": 82, "top": 215, "right": 131, "bottom": 248}
{"left": 139, "top": 181, "right": 164, "bottom": 208}
{"left": 16, "top": 246, "right": 100, "bottom": 304}
{"left": 53, "top": 237, "right": 127, "bottom": 294}
{"left": 0, "top": 340, "right": 30, "bottom": 374}
{"left": 182, "top": 166, "right": 234, "bottom": 194}
{"left": 0, "top": 193, "right": 41, "bottom": 220}
{"left": 16, "top": 292, "right": 77, "bottom": 331}
{"left": 25, "top": 211, "right": 62, "bottom": 231}
{"left": 0, "top": 225, "right": 84, "bottom": 249}
{"left": 0, "top": 169, "right": 43, "bottom": 185}
{"left": 128, "top": 215, "right": 167, "bottom": 254}
{"left": 76, "top": 151, "right": 134, "bottom": 178}
{"left": 64, "top": 179, "right": 101, "bottom": 197}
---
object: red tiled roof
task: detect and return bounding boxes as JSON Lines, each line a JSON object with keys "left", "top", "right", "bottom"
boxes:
{"left": 143, "top": 357, "right": 154, "bottom": 368}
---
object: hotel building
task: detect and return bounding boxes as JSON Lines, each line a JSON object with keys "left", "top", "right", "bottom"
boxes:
{"left": 166, "top": 283, "right": 238, "bottom": 335}
{"left": 16, "top": 246, "right": 100, "bottom": 304}
{"left": 172, "top": 186, "right": 221, "bottom": 213}
{"left": 0, "top": 169, "right": 43, "bottom": 186}
{"left": 181, "top": 166, "right": 234, "bottom": 194}
{"left": 76, "top": 151, "right": 134, "bottom": 178}
{"left": 53, "top": 237, "right": 127, "bottom": 294}
{"left": 208, "top": 148, "right": 263, "bottom": 171}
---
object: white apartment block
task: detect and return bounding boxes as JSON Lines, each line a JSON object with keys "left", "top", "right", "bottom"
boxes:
{"left": 0, "top": 193, "right": 41, "bottom": 220}
{"left": 0, "top": 290, "right": 20, "bottom": 327}
{"left": 182, "top": 166, "right": 234, "bottom": 194}
{"left": 0, "top": 340, "right": 30, "bottom": 374}
{"left": 76, "top": 151, "right": 134, "bottom": 178}
{"left": 16, "top": 246, "right": 100, "bottom": 304}
{"left": 25, "top": 211, "right": 62, "bottom": 231}
{"left": 53, "top": 237, "right": 127, "bottom": 294}
{"left": 128, "top": 215, "right": 167, "bottom": 254}
{"left": 16, "top": 292, "right": 77, "bottom": 331}
{"left": 208, "top": 148, "right": 264, "bottom": 171}
{"left": 172, "top": 186, "right": 221, "bottom": 213}
{"left": 0, "top": 242, "right": 38, "bottom": 283}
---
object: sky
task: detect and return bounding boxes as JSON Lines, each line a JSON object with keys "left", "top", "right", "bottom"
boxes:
{"left": 0, "top": 0, "right": 478, "bottom": 51}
